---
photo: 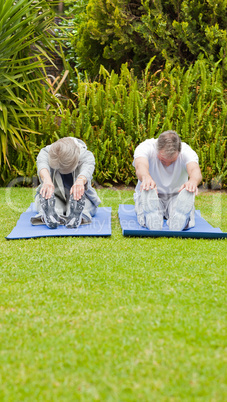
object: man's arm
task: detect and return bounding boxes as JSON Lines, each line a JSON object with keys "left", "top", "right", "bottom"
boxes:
{"left": 179, "top": 161, "right": 202, "bottom": 194}
{"left": 134, "top": 157, "right": 157, "bottom": 191}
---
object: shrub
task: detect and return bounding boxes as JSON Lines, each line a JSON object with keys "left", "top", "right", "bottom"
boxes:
{"left": 66, "top": 0, "right": 227, "bottom": 78}
{"left": 1, "top": 60, "right": 226, "bottom": 188}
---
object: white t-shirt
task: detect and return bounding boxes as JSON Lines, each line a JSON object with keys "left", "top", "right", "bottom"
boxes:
{"left": 133, "top": 138, "right": 199, "bottom": 197}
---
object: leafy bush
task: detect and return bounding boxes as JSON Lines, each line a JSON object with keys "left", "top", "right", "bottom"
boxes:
{"left": 67, "top": 0, "right": 227, "bottom": 78}
{"left": 1, "top": 60, "right": 226, "bottom": 188}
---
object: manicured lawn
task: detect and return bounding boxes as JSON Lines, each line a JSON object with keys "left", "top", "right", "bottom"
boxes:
{"left": 0, "top": 188, "right": 226, "bottom": 401}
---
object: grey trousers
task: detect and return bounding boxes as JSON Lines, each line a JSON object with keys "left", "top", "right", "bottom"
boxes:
{"left": 135, "top": 192, "right": 195, "bottom": 229}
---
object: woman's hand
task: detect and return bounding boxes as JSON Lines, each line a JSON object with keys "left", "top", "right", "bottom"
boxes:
{"left": 70, "top": 176, "right": 87, "bottom": 200}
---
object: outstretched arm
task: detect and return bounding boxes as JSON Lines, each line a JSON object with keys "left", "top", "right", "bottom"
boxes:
{"left": 70, "top": 149, "right": 95, "bottom": 200}
{"left": 179, "top": 161, "right": 202, "bottom": 195}
{"left": 70, "top": 176, "right": 87, "bottom": 201}
{"left": 39, "top": 168, "right": 55, "bottom": 199}
{"left": 134, "top": 157, "right": 157, "bottom": 191}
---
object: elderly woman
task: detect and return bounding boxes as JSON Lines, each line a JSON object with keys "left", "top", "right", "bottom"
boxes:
{"left": 31, "top": 137, "right": 101, "bottom": 229}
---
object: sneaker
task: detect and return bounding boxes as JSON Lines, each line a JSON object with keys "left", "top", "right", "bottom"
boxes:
{"left": 141, "top": 188, "right": 159, "bottom": 213}
{"left": 146, "top": 212, "right": 163, "bottom": 230}
{"left": 137, "top": 213, "right": 146, "bottom": 227}
{"left": 168, "top": 189, "right": 195, "bottom": 231}
{"left": 66, "top": 194, "right": 85, "bottom": 229}
{"left": 81, "top": 214, "right": 92, "bottom": 225}
{"left": 141, "top": 189, "right": 163, "bottom": 230}
{"left": 39, "top": 193, "right": 62, "bottom": 229}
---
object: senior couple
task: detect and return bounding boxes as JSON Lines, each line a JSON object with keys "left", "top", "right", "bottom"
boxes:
{"left": 32, "top": 131, "right": 202, "bottom": 231}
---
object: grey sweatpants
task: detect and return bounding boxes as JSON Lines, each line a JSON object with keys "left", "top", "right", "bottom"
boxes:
{"left": 135, "top": 192, "right": 195, "bottom": 229}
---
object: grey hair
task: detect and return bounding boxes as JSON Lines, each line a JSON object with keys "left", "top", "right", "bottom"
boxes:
{"left": 157, "top": 130, "right": 181, "bottom": 158}
{"left": 48, "top": 137, "right": 80, "bottom": 174}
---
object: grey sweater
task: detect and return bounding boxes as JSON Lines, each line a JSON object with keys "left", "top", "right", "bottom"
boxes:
{"left": 36, "top": 138, "right": 101, "bottom": 207}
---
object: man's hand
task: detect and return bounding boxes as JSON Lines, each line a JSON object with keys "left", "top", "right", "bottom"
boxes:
{"left": 135, "top": 157, "right": 157, "bottom": 192}
{"left": 179, "top": 180, "right": 198, "bottom": 195}
{"left": 70, "top": 176, "right": 87, "bottom": 200}
{"left": 140, "top": 175, "right": 157, "bottom": 192}
{"left": 180, "top": 162, "right": 202, "bottom": 195}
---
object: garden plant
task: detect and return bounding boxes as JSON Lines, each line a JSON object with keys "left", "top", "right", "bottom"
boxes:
{"left": 1, "top": 60, "right": 226, "bottom": 188}
{"left": 0, "top": 0, "right": 57, "bottom": 166}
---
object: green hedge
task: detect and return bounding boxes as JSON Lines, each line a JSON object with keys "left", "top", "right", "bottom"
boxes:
{"left": 1, "top": 60, "right": 226, "bottom": 188}
{"left": 66, "top": 0, "right": 227, "bottom": 78}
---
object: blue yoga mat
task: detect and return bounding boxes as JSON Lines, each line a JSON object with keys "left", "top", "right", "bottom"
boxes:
{"left": 118, "top": 205, "right": 227, "bottom": 239}
{"left": 6, "top": 203, "right": 111, "bottom": 240}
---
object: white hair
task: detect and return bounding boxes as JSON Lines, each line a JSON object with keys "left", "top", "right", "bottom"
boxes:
{"left": 48, "top": 138, "right": 80, "bottom": 174}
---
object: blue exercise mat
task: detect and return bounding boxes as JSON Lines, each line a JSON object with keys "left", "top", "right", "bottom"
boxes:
{"left": 6, "top": 203, "right": 111, "bottom": 240}
{"left": 118, "top": 205, "right": 227, "bottom": 239}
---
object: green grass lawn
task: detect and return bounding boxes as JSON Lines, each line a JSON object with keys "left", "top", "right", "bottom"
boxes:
{"left": 0, "top": 188, "right": 226, "bottom": 401}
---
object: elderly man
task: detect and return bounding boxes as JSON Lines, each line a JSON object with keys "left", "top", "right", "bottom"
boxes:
{"left": 133, "top": 130, "right": 202, "bottom": 231}
{"left": 31, "top": 137, "right": 101, "bottom": 229}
